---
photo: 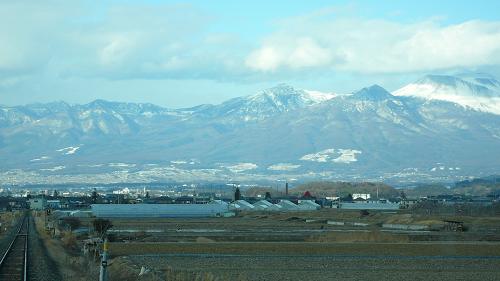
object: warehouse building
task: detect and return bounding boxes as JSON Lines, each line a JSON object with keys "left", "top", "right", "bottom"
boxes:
{"left": 91, "top": 202, "right": 229, "bottom": 218}
{"left": 298, "top": 200, "right": 321, "bottom": 210}
{"left": 339, "top": 199, "right": 400, "bottom": 210}
{"left": 229, "top": 200, "right": 255, "bottom": 211}
{"left": 253, "top": 200, "right": 282, "bottom": 211}
{"left": 28, "top": 197, "right": 47, "bottom": 210}
{"left": 276, "top": 200, "right": 300, "bottom": 211}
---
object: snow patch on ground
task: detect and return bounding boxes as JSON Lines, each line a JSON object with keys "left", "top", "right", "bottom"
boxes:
{"left": 223, "top": 163, "right": 258, "bottom": 173}
{"left": 267, "top": 163, "right": 301, "bottom": 171}
{"left": 77, "top": 164, "right": 104, "bottom": 167}
{"left": 332, "top": 149, "right": 362, "bottom": 163}
{"left": 300, "top": 148, "right": 362, "bottom": 164}
{"left": 30, "top": 156, "right": 50, "bottom": 162}
{"left": 109, "top": 163, "right": 136, "bottom": 168}
{"left": 430, "top": 165, "right": 461, "bottom": 172}
{"left": 56, "top": 146, "right": 81, "bottom": 155}
{"left": 171, "top": 159, "right": 199, "bottom": 165}
{"left": 40, "top": 166, "right": 65, "bottom": 172}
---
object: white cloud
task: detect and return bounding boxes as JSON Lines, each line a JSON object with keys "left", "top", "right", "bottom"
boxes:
{"left": 246, "top": 37, "right": 333, "bottom": 72}
{"left": 0, "top": 2, "right": 76, "bottom": 77}
{"left": 246, "top": 19, "right": 500, "bottom": 74}
{"left": 0, "top": 1, "right": 243, "bottom": 82}
{"left": 1, "top": 2, "right": 500, "bottom": 90}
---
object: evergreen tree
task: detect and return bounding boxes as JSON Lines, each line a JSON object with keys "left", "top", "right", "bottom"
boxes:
{"left": 234, "top": 187, "right": 241, "bottom": 201}
{"left": 91, "top": 188, "right": 98, "bottom": 204}
{"left": 400, "top": 191, "right": 407, "bottom": 200}
{"left": 265, "top": 192, "right": 272, "bottom": 200}
{"left": 345, "top": 193, "right": 354, "bottom": 202}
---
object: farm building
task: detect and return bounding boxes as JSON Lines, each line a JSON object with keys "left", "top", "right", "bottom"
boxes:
{"left": 53, "top": 210, "right": 93, "bottom": 218}
{"left": 91, "top": 203, "right": 229, "bottom": 218}
{"left": 253, "top": 200, "right": 282, "bottom": 211}
{"left": 353, "top": 193, "right": 371, "bottom": 200}
{"left": 46, "top": 200, "right": 62, "bottom": 209}
{"left": 298, "top": 200, "right": 321, "bottom": 210}
{"left": 339, "top": 199, "right": 400, "bottom": 210}
{"left": 229, "top": 200, "right": 255, "bottom": 211}
{"left": 28, "top": 197, "right": 47, "bottom": 210}
{"left": 276, "top": 200, "right": 300, "bottom": 211}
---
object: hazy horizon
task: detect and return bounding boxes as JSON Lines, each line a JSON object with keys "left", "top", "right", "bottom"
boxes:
{"left": 1, "top": 71, "right": 498, "bottom": 108}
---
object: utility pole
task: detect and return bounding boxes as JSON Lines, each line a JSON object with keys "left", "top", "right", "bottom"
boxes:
{"left": 99, "top": 239, "right": 109, "bottom": 281}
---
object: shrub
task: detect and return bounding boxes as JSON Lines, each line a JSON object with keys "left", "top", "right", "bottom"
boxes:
{"left": 61, "top": 231, "right": 78, "bottom": 250}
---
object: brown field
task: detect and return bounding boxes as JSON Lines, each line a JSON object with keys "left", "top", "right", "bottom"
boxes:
{"left": 107, "top": 241, "right": 500, "bottom": 281}
{"left": 109, "top": 241, "right": 500, "bottom": 257}
{"left": 40, "top": 209, "right": 500, "bottom": 280}
{"left": 93, "top": 209, "right": 500, "bottom": 244}
{"left": 98, "top": 210, "right": 500, "bottom": 280}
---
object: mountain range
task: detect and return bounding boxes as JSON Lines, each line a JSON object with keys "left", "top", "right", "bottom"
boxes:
{"left": 1, "top": 73, "right": 499, "bottom": 185}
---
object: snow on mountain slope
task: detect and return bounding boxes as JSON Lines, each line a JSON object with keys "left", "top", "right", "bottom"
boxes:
{"left": 302, "top": 89, "right": 337, "bottom": 103}
{"left": 300, "top": 148, "right": 362, "bottom": 164}
{"left": 1, "top": 76, "right": 500, "bottom": 183}
{"left": 191, "top": 84, "right": 336, "bottom": 122}
{"left": 393, "top": 74, "right": 500, "bottom": 115}
{"left": 250, "top": 84, "right": 335, "bottom": 107}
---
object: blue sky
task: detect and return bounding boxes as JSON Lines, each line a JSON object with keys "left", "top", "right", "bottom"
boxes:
{"left": 1, "top": 0, "right": 500, "bottom": 108}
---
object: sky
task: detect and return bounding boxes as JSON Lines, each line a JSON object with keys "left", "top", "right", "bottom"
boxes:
{"left": 1, "top": 0, "right": 500, "bottom": 108}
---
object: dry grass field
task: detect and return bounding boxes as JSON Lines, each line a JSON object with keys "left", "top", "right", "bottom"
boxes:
{"left": 98, "top": 209, "right": 500, "bottom": 280}
{"left": 109, "top": 241, "right": 500, "bottom": 257}
{"left": 107, "top": 241, "right": 500, "bottom": 281}
{"left": 37, "top": 208, "right": 500, "bottom": 280}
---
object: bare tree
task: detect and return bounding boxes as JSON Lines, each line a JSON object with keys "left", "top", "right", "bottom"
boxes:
{"left": 93, "top": 218, "right": 113, "bottom": 237}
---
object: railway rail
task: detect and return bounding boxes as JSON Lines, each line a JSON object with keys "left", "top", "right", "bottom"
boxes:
{"left": 0, "top": 215, "right": 29, "bottom": 281}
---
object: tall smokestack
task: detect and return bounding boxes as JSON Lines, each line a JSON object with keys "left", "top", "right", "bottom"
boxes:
{"left": 285, "top": 182, "right": 289, "bottom": 196}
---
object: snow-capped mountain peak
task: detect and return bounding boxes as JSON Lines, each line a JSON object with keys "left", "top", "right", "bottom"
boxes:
{"left": 393, "top": 74, "right": 500, "bottom": 115}
{"left": 249, "top": 83, "right": 335, "bottom": 106}
{"left": 351, "top": 84, "right": 394, "bottom": 101}
{"left": 303, "top": 90, "right": 337, "bottom": 103}
{"left": 196, "top": 84, "right": 336, "bottom": 122}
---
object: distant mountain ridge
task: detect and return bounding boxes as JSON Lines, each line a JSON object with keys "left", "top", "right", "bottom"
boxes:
{"left": 393, "top": 73, "right": 500, "bottom": 114}
{"left": 187, "top": 83, "right": 335, "bottom": 122}
{"left": 0, "top": 73, "right": 499, "bottom": 185}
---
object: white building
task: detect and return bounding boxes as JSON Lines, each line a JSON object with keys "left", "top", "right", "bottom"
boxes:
{"left": 252, "top": 200, "right": 281, "bottom": 211}
{"left": 353, "top": 194, "right": 371, "bottom": 200}
{"left": 91, "top": 202, "right": 229, "bottom": 218}
{"left": 298, "top": 200, "right": 321, "bottom": 210}
{"left": 276, "top": 200, "right": 300, "bottom": 211}
{"left": 28, "top": 197, "right": 47, "bottom": 210}
{"left": 46, "top": 200, "right": 61, "bottom": 209}
{"left": 229, "top": 200, "right": 255, "bottom": 211}
{"left": 339, "top": 199, "right": 400, "bottom": 210}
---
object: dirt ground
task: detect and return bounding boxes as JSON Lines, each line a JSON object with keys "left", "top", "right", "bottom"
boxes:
{"left": 122, "top": 253, "right": 500, "bottom": 281}
{"left": 33, "top": 213, "right": 100, "bottom": 281}
{"left": 109, "top": 241, "right": 500, "bottom": 257}
{"left": 43, "top": 209, "right": 500, "bottom": 281}
{"left": 97, "top": 209, "right": 500, "bottom": 281}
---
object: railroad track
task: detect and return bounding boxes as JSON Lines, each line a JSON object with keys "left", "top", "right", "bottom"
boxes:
{"left": 0, "top": 214, "right": 29, "bottom": 281}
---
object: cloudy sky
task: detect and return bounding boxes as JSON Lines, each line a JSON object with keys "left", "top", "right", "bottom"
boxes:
{"left": 1, "top": 0, "right": 500, "bottom": 108}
